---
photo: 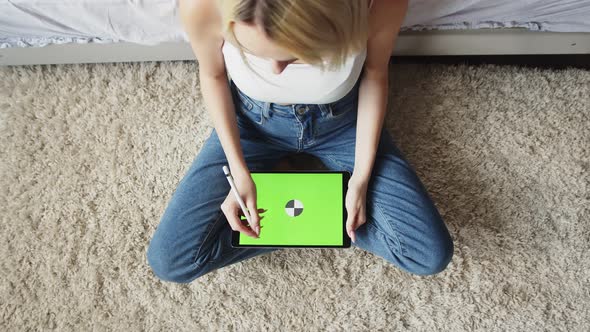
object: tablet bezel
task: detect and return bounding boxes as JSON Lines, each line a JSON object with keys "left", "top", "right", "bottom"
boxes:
{"left": 231, "top": 170, "right": 351, "bottom": 249}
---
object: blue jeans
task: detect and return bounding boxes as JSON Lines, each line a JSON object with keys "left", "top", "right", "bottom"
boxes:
{"left": 146, "top": 78, "right": 453, "bottom": 283}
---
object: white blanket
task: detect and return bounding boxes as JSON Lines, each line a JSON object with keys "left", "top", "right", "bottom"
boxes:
{"left": 1, "top": 0, "right": 589, "bottom": 48}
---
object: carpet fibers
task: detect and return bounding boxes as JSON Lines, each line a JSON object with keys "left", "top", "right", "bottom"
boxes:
{"left": 1, "top": 61, "right": 588, "bottom": 331}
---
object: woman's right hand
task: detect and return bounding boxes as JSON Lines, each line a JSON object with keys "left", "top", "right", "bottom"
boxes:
{"left": 220, "top": 170, "right": 264, "bottom": 239}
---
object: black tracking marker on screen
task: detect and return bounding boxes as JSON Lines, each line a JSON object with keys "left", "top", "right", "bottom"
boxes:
{"left": 285, "top": 199, "right": 304, "bottom": 217}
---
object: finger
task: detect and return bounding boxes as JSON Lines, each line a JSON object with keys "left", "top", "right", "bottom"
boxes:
{"left": 351, "top": 209, "right": 365, "bottom": 243}
{"left": 352, "top": 213, "right": 365, "bottom": 243}
{"left": 241, "top": 215, "right": 265, "bottom": 224}
{"left": 358, "top": 212, "right": 366, "bottom": 227}
{"left": 239, "top": 208, "right": 266, "bottom": 217}
{"left": 226, "top": 205, "right": 258, "bottom": 238}
{"left": 246, "top": 199, "right": 260, "bottom": 235}
{"left": 359, "top": 204, "right": 367, "bottom": 226}
{"left": 346, "top": 213, "right": 355, "bottom": 242}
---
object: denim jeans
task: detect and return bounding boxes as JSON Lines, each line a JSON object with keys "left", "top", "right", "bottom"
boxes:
{"left": 146, "top": 78, "right": 453, "bottom": 283}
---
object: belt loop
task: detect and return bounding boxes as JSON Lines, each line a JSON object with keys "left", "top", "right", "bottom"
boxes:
{"left": 262, "top": 102, "right": 271, "bottom": 119}
{"left": 318, "top": 104, "right": 331, "bottom": 117}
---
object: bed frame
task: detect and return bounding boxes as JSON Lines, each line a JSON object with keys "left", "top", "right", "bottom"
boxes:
{"left": 1, "top": 29, "right": 588, "bottom": 66}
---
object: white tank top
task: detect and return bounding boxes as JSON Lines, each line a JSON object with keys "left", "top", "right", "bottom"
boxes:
{"left": 221, "top": 0, "right": 373, "bottom": 105}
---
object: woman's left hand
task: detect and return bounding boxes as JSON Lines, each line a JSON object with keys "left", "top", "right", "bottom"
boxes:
{"left": 345, "top": 174, "right": 369, "bottom": 243}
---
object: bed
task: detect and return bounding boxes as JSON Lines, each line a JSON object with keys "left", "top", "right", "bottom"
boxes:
{"left": 1, "top": 0, "right": 589, "bottom": 65}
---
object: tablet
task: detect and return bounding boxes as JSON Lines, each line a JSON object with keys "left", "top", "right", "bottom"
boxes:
{"left": 231, "top": 170, "right": 351, "bottom": 248}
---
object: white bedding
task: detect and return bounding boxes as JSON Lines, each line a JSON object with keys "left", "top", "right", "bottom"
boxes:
{"left": 1, "top": 0, "right": 589, "bottom": 48}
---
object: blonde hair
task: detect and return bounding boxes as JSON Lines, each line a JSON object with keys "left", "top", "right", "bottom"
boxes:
{"left": 218, "top": 0, "right": 370, "bottom": 72}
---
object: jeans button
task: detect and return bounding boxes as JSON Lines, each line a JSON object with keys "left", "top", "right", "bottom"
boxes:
{"left": 297, "top": 107, "right": 306, "bottom": 115}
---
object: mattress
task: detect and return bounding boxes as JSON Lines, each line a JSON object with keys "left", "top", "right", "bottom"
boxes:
{"left": 1, "top": 0, "right": 589, "bottom": 48}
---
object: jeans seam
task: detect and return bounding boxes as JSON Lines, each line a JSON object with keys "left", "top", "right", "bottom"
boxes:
{"left": 191, "top": 209, "right": 225, "bottom": 268}
{"left": 294, "top": 115, "right": 304, "bottom": 152}
{"left": 209, "top": 245, "right": 241, "bottom": 265}
{"left": 321, "top": 153, "right": 351, "bottom": 172}
{"left": 364, "top": 221, "right": 406, "bottom": 259}
{"left": 373, "top": 201, "right": 408, "bottom": 256}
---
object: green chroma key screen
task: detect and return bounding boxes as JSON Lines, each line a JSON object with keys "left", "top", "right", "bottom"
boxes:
{"left": 238, "top": 172, "right": 344, "bottom": 246}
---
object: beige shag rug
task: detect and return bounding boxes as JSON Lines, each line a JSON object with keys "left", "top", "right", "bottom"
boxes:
{"left": 1, "top": 61, "right": 589, "bottom": 331}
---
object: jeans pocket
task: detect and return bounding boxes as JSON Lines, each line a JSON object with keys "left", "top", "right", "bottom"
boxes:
{"left": 328, "top": 99, "right": 357, "bottom": 118}
{"left": 327, "top": 84, "right": 359, "bottom": 118}
{"left": 234, "top": 89, "right": 264, "bottom": 125}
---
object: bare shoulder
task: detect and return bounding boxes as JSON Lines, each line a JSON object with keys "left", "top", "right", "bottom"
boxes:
{"left": 368, "top": 0, "right": 409, "bottom": 37}
{"left": 179, "top": 0, "right": 222, "bottom": 34}
{"left": 179, "top": 0, "right": 226, "bottom": 77}
{"left": 364, "top": 0, "right": 409, "bottom": 74}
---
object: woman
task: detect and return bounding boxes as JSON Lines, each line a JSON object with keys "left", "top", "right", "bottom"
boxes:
{"left": 147, "top": 0, "right": 453, "bottom": 283}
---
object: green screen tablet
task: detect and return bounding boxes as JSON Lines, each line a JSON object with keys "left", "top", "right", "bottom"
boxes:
{"left": 231, "top": 171, "right": 351, "bottom": 248}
